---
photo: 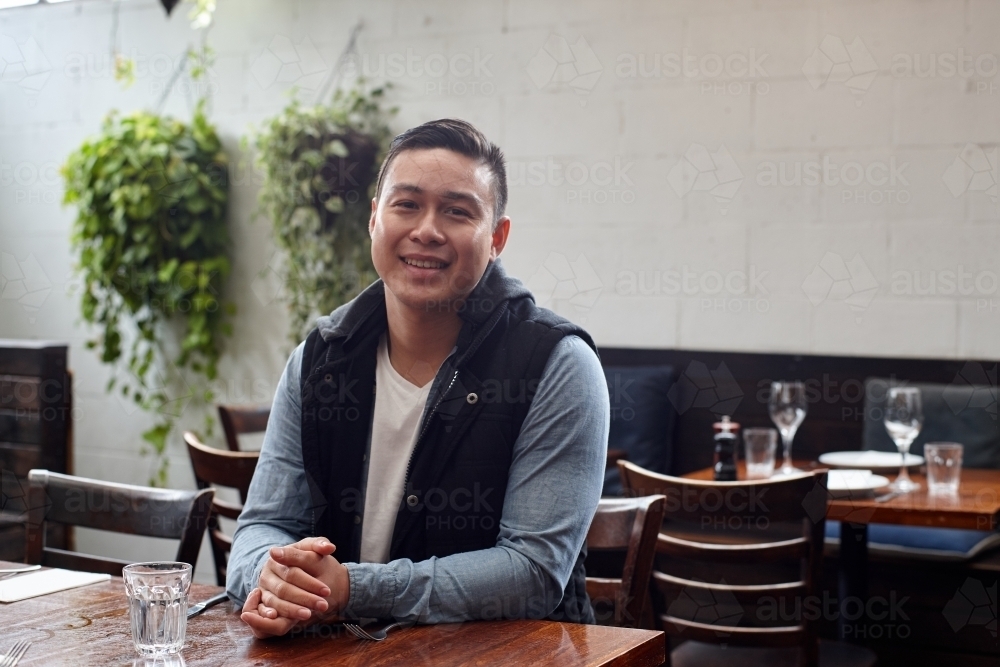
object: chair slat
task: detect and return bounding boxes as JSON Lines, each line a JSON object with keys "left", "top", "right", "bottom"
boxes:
{"left": 185, "top": 435, "right": 259, "bottom": 498}
{"left": 217, "top": 404, "right": 270, "bottom": 452}
{"left": 660, "top": 615, "right": 807, "bottom": 647}
{"left": 587, "top": 501, "right": 640, "bottom": 549}
{"left": 619, "top": 461, "right": 825, "bottom": 524}
{"left": 653, "top": 570, "right": 808, "bottom": 600}
{"left": 29, "top": 470, "right": 211, "bottom": 539}
{"left": 42, "top": 548, "right": 131, "bottom": 578}
{"left": 586, "top": 577, "right": 623, "bottom": 602}
{"left": 656, "top": 532, "right": 810, "bottom": 562}
{"left": 212, "top": 499, "right": 244, "bottom": 521}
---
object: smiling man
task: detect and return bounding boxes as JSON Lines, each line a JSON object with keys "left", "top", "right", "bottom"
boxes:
{"left": 228, "top": 119, "right": 609, "bottom": 637}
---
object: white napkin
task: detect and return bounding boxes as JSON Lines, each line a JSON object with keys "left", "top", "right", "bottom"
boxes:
{"left": 827, "top": 469, "right": 873, "bottom": 490}
{"left": 0, "top": 568, "right": 111, "bottom": 603}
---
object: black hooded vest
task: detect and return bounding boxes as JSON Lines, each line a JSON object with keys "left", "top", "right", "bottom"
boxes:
{"left": 298, "top": 260, "right": 597, "bottom": 623}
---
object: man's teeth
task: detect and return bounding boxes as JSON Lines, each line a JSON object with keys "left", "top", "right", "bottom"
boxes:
{"left": 404, "top": 258, "right": 446, "bottom": 269}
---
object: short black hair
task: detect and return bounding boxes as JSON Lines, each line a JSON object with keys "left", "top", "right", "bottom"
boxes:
{"left": 374, "top": 118, "right": 507, "bottom": 225}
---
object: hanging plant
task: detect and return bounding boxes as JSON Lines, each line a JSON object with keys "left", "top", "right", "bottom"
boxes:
{"left": 62, "top": 99, "right": 232, "bottom": 486}
{"left": 251, "top": 84, "right": 396, "bottom": 342}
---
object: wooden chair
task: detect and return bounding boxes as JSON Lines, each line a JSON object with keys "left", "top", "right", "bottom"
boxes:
{"left": 25, "top": 470, "right": 213, "bottom": 577}
{"left": 586, "top": 495, "right": 666, "bottom": 628}
{"left": 618, "top": 461, "right": 876, "bottom": 667}
{"left": 217, "top": 404, "right": 270, "bottom": 451}
{"left": 184, "top": 431, "right": 259, "bottom": 586}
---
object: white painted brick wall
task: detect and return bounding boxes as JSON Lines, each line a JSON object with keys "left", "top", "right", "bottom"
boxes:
{"left": 0, "top": 0, "right": 997, "bottom": 578}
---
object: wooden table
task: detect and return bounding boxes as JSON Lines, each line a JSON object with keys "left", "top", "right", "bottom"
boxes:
{"left": 0, "top": 562, "right": 664, "bottom": 667}
{"left": 684, "top": 462, "right": 1000, "bottom": 641}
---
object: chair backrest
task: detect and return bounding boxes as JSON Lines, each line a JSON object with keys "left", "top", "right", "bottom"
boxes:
{"left": 25, "top": 470, "right": 213, "bottom": 577}
{"left": 217, "top": 404, "right": 270, "bottom": 451}
{"left": 586, "top": 495, "right": 666, "bottom": 628}
{"left": 184, "top": 431, "right": 259, "bottom": 586}
{"left": 618, "top": 460, "right": 829, "bottom": 667}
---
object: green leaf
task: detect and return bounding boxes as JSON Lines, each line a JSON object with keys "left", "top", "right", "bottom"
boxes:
{"left": 141, "top": 422, "right": 171, "bottom": 454}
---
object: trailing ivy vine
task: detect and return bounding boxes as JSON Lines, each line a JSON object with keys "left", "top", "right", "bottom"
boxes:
{"left": 62, "top": 100, "right": 232, "bottom": 486}
{"left": 252, "top": 84, "right": 396, "bottom": 342}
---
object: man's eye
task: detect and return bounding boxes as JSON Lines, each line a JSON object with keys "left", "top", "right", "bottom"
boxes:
{"left": 394, "top": 201, "right": 417, "bottom": 209}
{"left": 446, "top": 207, "right": 471, "bottom": 217}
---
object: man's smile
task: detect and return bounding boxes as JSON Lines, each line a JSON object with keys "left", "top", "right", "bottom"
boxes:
{"left": 401, "top": 255, "right": 450, "bottom": 270}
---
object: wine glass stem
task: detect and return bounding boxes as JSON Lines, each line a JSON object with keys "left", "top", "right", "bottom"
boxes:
{"left": 782, "top": 431, "right": 793, "bottom": 470}
{"left": 897, "top": 442, "right": 911, "bottom": 484}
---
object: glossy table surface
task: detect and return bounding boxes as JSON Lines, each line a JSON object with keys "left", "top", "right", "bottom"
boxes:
{"left": 684, "top": 461, "right": 1000, "bottom": 530}
{"left": 0, "top": 562, "right": 664, "bottom": 667}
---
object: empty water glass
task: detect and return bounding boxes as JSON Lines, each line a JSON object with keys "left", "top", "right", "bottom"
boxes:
{"left": 123, "top": 562, "right": 192, "bottom": 656}
{"left": 925, "top": 442, "right": 963, "bottom": 495}
{"left": 744, "top": 428, "right": 778, "bottom": 480}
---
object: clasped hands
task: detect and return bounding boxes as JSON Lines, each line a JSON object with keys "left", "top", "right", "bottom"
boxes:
{"left": 240, "top": 537, "right": 351, "bottom": 638}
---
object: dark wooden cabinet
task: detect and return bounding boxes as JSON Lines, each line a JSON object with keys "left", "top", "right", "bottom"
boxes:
{"left": 0, "top": 340, "right": 73, "bottom": 561}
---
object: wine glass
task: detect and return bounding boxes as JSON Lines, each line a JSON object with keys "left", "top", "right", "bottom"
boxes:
{"left": 883, "top": 386, "right": 923, "bottom": 493}
{"left": 769, "top": 381, "right": 807, "bottom": 475}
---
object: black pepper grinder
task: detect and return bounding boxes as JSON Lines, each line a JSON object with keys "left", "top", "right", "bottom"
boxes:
{"left": 712, "top": 415, "right": 740, "bottom": 481}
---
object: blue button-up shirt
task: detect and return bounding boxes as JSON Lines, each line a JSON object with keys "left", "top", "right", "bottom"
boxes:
{"left": 227, "top": 334, "right": 609, "bottom": 623}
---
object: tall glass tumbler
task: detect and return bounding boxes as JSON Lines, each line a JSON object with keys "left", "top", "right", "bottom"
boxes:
{"left": 925, "top": 442, "right": 963, "bottom": 495}
{"left": 123, "top": 562, "right": 192, "bottom": 656}
{"left": 744, "top": 428, "right": 778, "bottom": 480}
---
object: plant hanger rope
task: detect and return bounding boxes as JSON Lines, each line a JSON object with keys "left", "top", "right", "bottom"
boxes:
{"left": 316, "top": 21, "right": 364, "bottom": 106}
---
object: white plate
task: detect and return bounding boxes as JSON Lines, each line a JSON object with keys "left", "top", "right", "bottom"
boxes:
{"left": 818, "top": 450, "right": 924, "bottom": 472}
{"left": 826, "top": 470, "right": 890, "bottom": 498}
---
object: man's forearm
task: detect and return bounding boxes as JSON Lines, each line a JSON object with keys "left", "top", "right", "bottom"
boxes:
{"left": 344, "top": 544, "right": 561, "bottom": 623}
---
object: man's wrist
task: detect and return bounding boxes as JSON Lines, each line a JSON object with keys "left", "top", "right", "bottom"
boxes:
{"left": 329, "top": 559, "right": 350, "bottom": 614}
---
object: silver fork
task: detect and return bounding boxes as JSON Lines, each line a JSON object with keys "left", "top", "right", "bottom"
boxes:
{"left": 0, "top": 641, "right": 30, "bottom": 667}
{"left": 343, "top": 620, "right": 413, "bottom": 641}
{"left": 0, "top": 566, "right": 40, "bottom": 580}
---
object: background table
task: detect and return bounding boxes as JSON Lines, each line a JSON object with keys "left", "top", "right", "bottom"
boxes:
{"left": 0, "top": 563, "right": 664, "bottom": 666}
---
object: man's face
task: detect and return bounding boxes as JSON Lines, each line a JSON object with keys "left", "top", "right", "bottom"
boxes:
{"left": 370, "top": 147, "right": 509, "bottom": 313}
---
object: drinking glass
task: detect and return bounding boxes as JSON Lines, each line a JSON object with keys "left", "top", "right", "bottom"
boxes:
{"left": 883, "top": 387, "right": 923, "bottom": 493}
{"left": 768, "top": 381, "right": 807, "bottom": 475}
{"left": 743, "top": 428, "right": 778, "bottom": 479}
{"left": 123, "top": 562, "right": 192, "bottom": 656}
{"left": 925, "top": 442, "right": 963, "bottom": 495}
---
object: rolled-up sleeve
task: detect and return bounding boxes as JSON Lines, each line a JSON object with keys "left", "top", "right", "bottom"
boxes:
{"left": 343, "top": 335, "right": 609, "bottom": 623}
{"left": 226, "top": 342, "right": 314, "bottom": 603}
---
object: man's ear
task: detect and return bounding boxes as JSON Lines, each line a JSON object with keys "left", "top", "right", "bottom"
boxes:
{"left": 369, "top": 198, "right": 377, "bottom": 237}
{"left": 490, "top": 216, "right": 511, "bottom": 260}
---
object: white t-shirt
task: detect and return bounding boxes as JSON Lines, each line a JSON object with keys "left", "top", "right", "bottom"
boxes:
{"left": 359, "top": 334, "right": 434, "bottom": 564}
